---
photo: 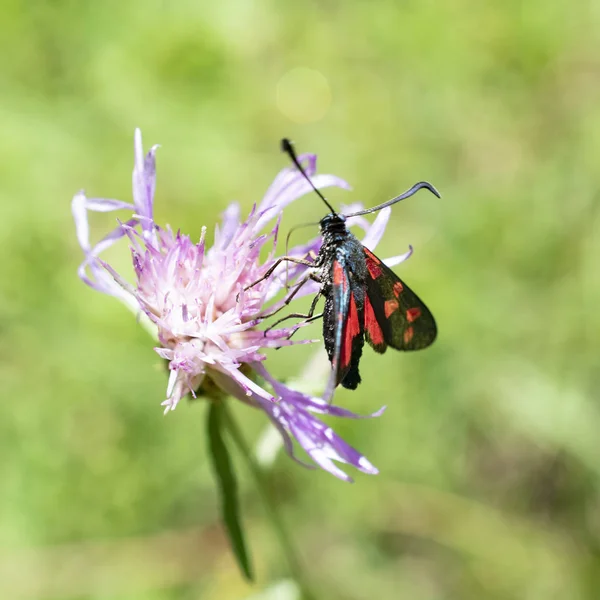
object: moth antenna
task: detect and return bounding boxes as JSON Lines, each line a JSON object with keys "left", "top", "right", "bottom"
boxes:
{"left": 281, "top": 138, "right": 337, "bottom": 214}
{"left": 345, "top": 181, "right": 440, "bottom": 217}
{"left": 285, "top": 221, "right": 320, "bottom": 255}
{"left": 284, "top": 221, "right": 319, "bottom": 287}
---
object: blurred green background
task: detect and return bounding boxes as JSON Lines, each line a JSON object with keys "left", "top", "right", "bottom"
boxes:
{"left": 1, "top": 0, "right": 599, "bottom": 598}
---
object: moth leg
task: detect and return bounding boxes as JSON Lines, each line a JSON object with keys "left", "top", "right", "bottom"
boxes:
{"left": 260, "top": 273, "right": 313, "bottom": 319}
{"left": 264, "top": 290, "right": 322, "bottom": 335}
{"left": 286, "top": 311, "right": 323, "bottom": 340}
{"left": 242, "top": 256, "right": 314, "bottom": 295}
{"left": 283, "top": 248, "right": 320, "bottom": 293}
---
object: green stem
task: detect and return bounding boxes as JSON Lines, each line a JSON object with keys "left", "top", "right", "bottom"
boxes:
{"left": 221, "top": 402, "right": 316, "bottom": 600}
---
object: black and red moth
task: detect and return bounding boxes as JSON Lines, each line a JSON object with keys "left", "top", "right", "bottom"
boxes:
{"left": 252, "top": 139, "right": 440, "bottom": 401}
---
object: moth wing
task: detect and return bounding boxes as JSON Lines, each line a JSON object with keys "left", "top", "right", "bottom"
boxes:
{"left": 363, "top": 247, "right": 436, "bottom": 351}
{"left": 323, "top": 252, "right": 364, "bottom": 400}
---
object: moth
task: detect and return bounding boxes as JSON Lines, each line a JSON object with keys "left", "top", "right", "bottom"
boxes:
{"left": 249, "top": 139, "right": 439, "bottom": 400}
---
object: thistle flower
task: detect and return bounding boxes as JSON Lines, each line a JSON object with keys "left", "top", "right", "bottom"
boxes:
{"left": 71, "top": 130, "right": 410, "bottom": 482}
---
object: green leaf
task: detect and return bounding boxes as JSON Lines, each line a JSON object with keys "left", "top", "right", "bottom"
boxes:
{"left": 207, "top": 401, "right": 254, "bottom": 581}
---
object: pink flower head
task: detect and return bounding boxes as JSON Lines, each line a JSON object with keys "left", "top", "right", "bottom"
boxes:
{"left": 71, "top": 130, "right": 412, "bottom": 482}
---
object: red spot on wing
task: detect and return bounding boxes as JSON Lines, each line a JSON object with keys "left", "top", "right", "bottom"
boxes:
{"left": 403, "top": 326, "right": 414, "bottom": 344}
{"left": 384, "top": 299, "right": 399, "bottom": 318}
{"left": 341, "top": 293, "right": 361, "bottom": 368}
{"left": 364, "top": 248, "right": 383, "bottom": 279}
{"left": 333, "top": 260, "right": 345, "bottom": 286}
{"left": 364, "top": 295, "right": 384, "bottom": 346}
{"left": 406, "top": 307, "right": 421, "bottom": 322}
{"left": 393, "top": 281, "right": 404, "bottom": 297}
